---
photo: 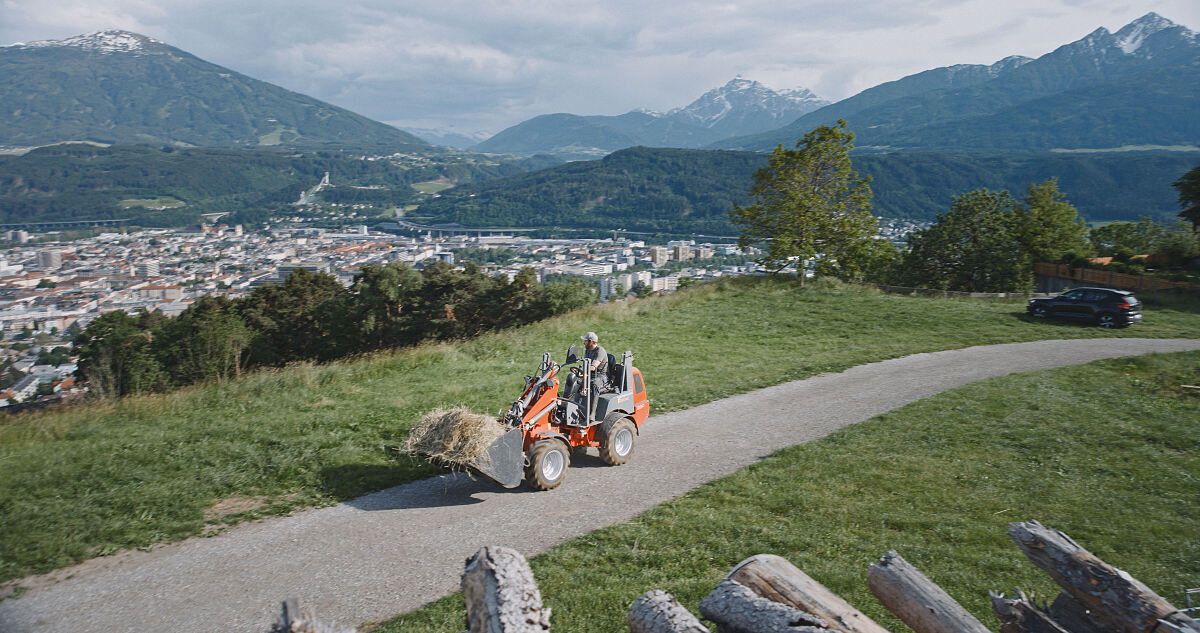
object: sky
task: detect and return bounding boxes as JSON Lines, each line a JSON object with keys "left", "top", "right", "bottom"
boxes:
{"left": 2, "top": 0, "right": 1198, "bottom": 137}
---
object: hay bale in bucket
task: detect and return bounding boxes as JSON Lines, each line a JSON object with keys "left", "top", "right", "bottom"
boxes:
{"left": 402, "top": 408, "right": 508, "bottom": 467}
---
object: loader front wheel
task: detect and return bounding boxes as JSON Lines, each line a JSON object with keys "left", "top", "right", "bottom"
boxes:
{"left": 526, "top": 440, "right": 569, "bottom": 490}
{"left": 599, "top": 416, "right": 636, "bottom": 466}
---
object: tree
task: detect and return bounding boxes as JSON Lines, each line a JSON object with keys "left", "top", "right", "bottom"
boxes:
{"left": 1174, "top": 163, "right": 1200, "bottom": 231}
{"left": 1089, "top": 218, "right": 1165, "bottom": 259}
{"left": 900, "top": 189, "right": 1029, "bottom": 292}
{"left": 730, "top": 120, "right": 876, "bottom": 283}
{"left": 235, "top": 268, "right": 348, "bottom": 366}
{"left": 73, "top": 311, "right": 168, "bottom": 398}
{"left": 153, "top": 296, "right": 251, "bottom": 385}
{"left": 1018, "top": 179, "right": 1091, "bottom": 262}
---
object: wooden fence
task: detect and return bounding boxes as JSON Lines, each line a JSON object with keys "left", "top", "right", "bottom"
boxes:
{"left": 1034, "top": 262, "right": 1200, "bottom": 293}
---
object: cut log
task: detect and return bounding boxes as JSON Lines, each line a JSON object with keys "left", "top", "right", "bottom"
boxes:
{"left": 699, "top": 578, "right": 828, "bottom": 633}
{"left": 462, "top": 546, "right": 551, "bottom": 633}
{"left": 1047, "top": 590, "right": 1108, "bottom": 633}
{"left": 628, "top": 590, "right": 709, "bottom": 633}
{"left": 866, "top": 551, "right": 990, "bottom": 633}
{"left": 727, "top": 554, "right": 889, "bottom": 633}
{"left": 1008, "top": 521, "right": 1200, "bottom": 633}
{"left": 990, "top": 590, "right": 1071, "bottom": 633}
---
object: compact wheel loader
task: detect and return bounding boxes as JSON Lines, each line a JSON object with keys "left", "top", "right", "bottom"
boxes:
{"left": 468, "top": 344, "right": 648, "bottom": 490}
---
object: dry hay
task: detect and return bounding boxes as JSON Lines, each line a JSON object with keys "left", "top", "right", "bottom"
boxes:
{"left": 402, "top": 407, "right": 508, "bottom": 467}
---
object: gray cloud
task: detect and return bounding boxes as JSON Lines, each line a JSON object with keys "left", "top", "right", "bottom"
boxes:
{"left": 2, "top": 0, "right": 1197, "bottom": 135}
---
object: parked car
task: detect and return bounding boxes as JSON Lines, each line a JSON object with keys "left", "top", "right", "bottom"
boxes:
{"left": 1027, "top": 287, "right": 1142, "bottom": 328}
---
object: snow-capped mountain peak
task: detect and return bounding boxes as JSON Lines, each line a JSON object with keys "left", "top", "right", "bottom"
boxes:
{"left": 9, "top": 30, "right": 160, "bottom": 54}
{"left": 1114, "top": 12, "right": 1179, "bottom": 53}
{"left": 666, "top": 77, "right": 829, "bottom": 130}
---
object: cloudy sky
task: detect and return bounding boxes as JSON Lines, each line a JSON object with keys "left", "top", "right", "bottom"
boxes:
{"left": 3, "top": 0, "right": 1198, "bottom": 137}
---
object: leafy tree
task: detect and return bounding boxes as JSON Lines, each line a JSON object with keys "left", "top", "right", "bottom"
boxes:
{"left": 1174, "top": 163, "right": 1200, "bottom": 231}
{"left": 1155, "top": 225, "right": 1200, "bottom": 265}
{"left": 73, "top": 311, "right": 168, "bottom": 398}
{"left": 730, "top": 120, "right": 875, "bottom": 283}
{"left": 900, "top": 189, "right": 1029, "bottom": 292}
{"left": 345, "top": 262, "right": 426, "bottom": 352}
{"left": 235, "top": 268, "right": 348, "bottom": 366}
{"left": 1019, "top": 179, "right": 1091, "bottom": 262}
{"left": 153, "top": 296, "right": 251, "bottom": 384}
{"left": 36, "top": 278, "right": 57, "bottom": 289}
{"left": 541, "top": 278, "right": 596, "bottom": 315}
{"left": 1089, "top": 218, "right": 1166, "bottom": 258}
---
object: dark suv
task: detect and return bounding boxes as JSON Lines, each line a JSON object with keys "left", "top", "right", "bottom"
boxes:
{"left": 1027, "top": 287, "right": 1142, "bottom": 328}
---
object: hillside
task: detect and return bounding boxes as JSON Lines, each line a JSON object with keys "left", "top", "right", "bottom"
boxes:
{"left": 2, "top": 277, "right": 1199, "bottom": 586}
{"left": 412, "top": 146, "right": 1199, "bottom": 231}
{"left": 0, "top": 31, "right": 429, "bottom": 152}
{"left": 718, "top": 13, "right": 1200, "bottom": 152}
{"left": 0, "top": 144, "right": 535, "bottom": 226}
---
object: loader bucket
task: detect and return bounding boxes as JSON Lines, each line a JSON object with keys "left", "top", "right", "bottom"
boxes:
{"left": 467, "top": 428, "right": 525, "bottom": 488}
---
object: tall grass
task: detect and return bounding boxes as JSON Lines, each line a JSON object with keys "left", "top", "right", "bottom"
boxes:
{"left": 2, "top": 276, "right": 1199, "bottom": 583}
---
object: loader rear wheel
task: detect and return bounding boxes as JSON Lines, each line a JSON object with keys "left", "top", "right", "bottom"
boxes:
{"left": 599, "top": 416, "right": 636, "bottom": 466}
{"left": 525, "top": 440, "right": 569, "bottom": 490}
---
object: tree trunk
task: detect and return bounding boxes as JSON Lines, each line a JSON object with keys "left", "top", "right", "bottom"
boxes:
{"left": 461, "top": 546, "right": 552, "bottom": 633}
{"left": 866, "top": 551, "right": 990, "bottom": 633}
{"left": 699, "top": 578, "right": 828, "bottom": 633}
{"left": 990, "top": 590, "right": 1071, "bottom": 633}
{"left": 727, "top": 554, "right": 889, "bottom": 633}
{"left": 1008, "top": 521, "right": 1200, "bottom": 633}
{"left": 628, "top": 590, "right": 709, "bottom": 633}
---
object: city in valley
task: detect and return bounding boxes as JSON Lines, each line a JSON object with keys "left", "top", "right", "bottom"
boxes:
{"left": 0, "top": 220, "right": 766, "bottom": 406}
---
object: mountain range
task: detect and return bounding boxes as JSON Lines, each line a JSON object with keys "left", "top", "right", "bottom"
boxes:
{"left": 0, "top": 31, "right": 429, "bottom": 152}
{"left": 472, "top": 77, "right": 829, "bottom": 159}
{"left": 718, "top": 12, "right": 1200, "bottom": 152}
{"left": 477, "top": 13, "right": 1199, "bottom": 158}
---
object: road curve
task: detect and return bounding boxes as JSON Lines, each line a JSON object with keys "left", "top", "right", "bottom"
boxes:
{"left": 3, "top": 338, "right": 1199, "bottom": 633}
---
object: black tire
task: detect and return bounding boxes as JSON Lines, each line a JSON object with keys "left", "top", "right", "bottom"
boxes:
{"left": 598, "top": 416, "right": 636, "bottom": 466}
{"left": 525, "top": 440, "right": 569, "bottom": 490}
{"left": 1096, "top": 312, "right": 1119, "bottom": 328}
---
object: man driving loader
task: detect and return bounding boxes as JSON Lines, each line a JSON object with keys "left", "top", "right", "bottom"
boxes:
{"left": 580, "top": 331, "right": 609, "bottom": 394}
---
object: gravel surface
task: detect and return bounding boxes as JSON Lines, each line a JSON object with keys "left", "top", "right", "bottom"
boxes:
{"left": 3, "top": 338, "right": 1198, "bottom": 633}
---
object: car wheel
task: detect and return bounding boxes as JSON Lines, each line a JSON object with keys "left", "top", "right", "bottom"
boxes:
{"left": 525, "top": 440, "right": 569, "bottom": 490}
{"left": 1096, "top": 313, "right": 1118, "bottom": 328}
{"left": 599, "top": 416, "right": 636, "bottom": 466}
{"left": 1032, "top": 305, "right": 1049, "bottom": 318}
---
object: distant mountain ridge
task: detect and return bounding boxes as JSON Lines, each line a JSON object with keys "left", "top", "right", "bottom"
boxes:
{"left": 716, "top": 12, "right": 1200, "bottom": 152}
{"left": 0, "top": 30, "right": 429, "bottom": 152}
{"left": 473, "top": 77, "right": 829, "bottom": 158}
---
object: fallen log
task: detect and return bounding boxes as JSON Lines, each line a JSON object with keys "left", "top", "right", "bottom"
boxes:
{"left": 628, "top": 590, "right": 709, "bottom": 633}
{"left": 1047, "top": 590, "right": 1108, "bottom": 633}
{"left": 699, "top": 578, "right": 828, "bottom": 633}
{"left": 462, "top": 546, "right": 552, "bottom": 633}
{"left": 990, "top": 590, "right": 1071, "bottom": 633}
{"left": 866, "top": 551, "right": 990, "bottom": 633}
{"left": 727, "top": 554, "right": 889, "bottom": 633}
{"left": 1008, "top": 521, "right": 1200, "bottom": 633}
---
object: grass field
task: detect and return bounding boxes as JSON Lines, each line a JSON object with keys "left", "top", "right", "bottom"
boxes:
{"left": 411, "top": 179, "right": 454, "bottom": 194}
{"left": 118, "top": 196, "right": 185, "bottom": 209}
{"left": 2, "top": 277, "right": 1199, "bottom": 585}
{"left": 376, "top": 350, "right": 1200, "bottom": 633}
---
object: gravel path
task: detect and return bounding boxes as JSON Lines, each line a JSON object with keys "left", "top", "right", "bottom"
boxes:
{"left": 4, "top": 338, "right": 1199, "bottom": 633}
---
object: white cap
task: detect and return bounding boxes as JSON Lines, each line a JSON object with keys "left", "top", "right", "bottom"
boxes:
{"left": 581, "top": 332, "right": 598, "bottom": 342}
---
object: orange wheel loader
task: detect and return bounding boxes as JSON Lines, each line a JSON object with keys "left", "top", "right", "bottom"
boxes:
{"left": 469, "top": 344, "right": 648, "bottom": 490}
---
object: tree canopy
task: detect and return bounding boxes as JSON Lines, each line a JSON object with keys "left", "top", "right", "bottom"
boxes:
{"left": 1174, "top": 163, "right": 1200, "bottom": 231}
{"left": 730, "top": 120, "right": 876, "bottom": 281}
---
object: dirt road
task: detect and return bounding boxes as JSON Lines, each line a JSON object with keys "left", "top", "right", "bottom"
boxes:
{"left": 3, "top": 338, "right": 1198, "bottom": 633}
